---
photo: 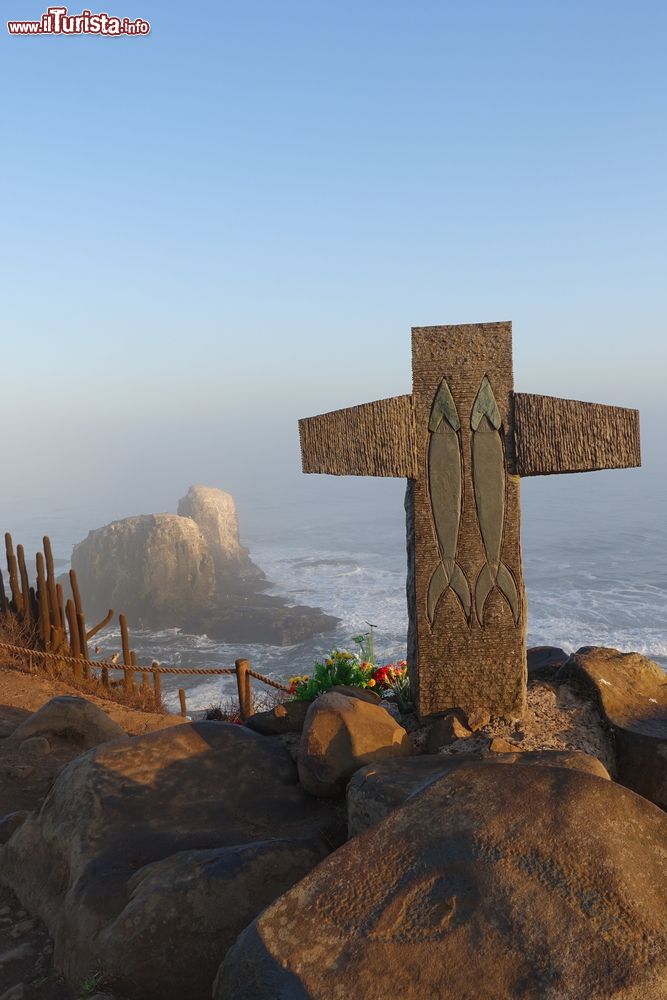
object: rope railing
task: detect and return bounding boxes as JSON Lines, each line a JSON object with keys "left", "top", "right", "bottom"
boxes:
{"left": 0, "top": 528, "right": 293, "bottom": 720}
{"left": 0, "top": 638, "right": 291, "bottom": 718}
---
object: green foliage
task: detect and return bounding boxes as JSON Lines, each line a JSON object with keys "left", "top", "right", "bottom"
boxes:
{"left": 77, "top": 972, "right": 111, "bottom": 998}
{"left": 390, "top": 670, "right": 413, "bottom": 713}
{"left": 290, "top": 648, "right": 374, "bottom": 701}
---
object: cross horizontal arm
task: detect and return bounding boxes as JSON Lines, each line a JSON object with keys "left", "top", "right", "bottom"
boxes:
{"left": 513, "top": 393, "right": 641, "bottom": 476}
{"left": 299, "top": 395, "right": 417, "bottom": 477}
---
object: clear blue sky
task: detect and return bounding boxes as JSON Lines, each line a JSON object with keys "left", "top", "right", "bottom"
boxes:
{"left": 1, "top": 0, "right": 665, "bottom": 521}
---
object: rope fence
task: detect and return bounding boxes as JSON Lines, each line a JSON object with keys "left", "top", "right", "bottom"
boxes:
{"left": 0, "top": 638, "right": 291, "bottom": 719}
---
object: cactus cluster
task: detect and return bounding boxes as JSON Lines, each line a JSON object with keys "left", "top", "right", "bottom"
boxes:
{"left": 0, "top": 531, "right": 152, "bottom": 696}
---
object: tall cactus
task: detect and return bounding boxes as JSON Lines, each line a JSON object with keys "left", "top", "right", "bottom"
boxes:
{"left": 69, "top": 569, "right": 89, "bottom": 663}
{"left": 43, "top": 537, "right": 61, "bottom": 630}
{"left": 0, "top": 568, "right": 7, "bottom": 615}
{"left": 5, "top": 533, "right": 22, "bottom": 613}
{"left": 16, "top": 545, "right": 32, "bottom": 623}
{"left": 35, "top": 552, "right": 50, "bottom": 649}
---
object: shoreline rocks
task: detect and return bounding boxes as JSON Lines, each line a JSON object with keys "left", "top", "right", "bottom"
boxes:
{"left": 65, "top": 485, "right": 339, "bottom": 645}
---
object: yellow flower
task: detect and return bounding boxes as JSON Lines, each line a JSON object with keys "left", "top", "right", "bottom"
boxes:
{"left": 325, "top": 658, "right": 333, "bottom": 667}
{"left": 367, "top": 678, "right": 376, "bottom": 687}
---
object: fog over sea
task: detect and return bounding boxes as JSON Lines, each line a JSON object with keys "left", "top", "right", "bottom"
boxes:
{"left": 1, "top": 453, "right": 665, "bottom": 714}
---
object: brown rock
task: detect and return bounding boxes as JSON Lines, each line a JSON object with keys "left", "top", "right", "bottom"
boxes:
{"left": 327, "top": 685, "right": 381, "bottom": 703}
{"left": 528, "top": 645, "right": 569, "bottom": 679}
{"left": 465, "top": 706, "right": 491, "bottom": 731}
{"left": 298, "top": 692, "right": 412, "bottom": 798}
{"left": 13, "top": 696, "right": 125, "bottom": 750}
{"left": 347, "top": 750, "right": 610, "bottom": 837}
{"left": 1, "top": 722, "right": 342, "bottom": 999}
{"left": 245, "top": 699, "right": 310, "bottom": 735}
{"left": 425, "top": 712, "right": 472, "bottom": 752}
{"left": 489, "top": 736, "right": 523, "bottom": 753}
{"left": 218, "top": 763, "right": 667, "bottom": 999}
{"left": 560, "top": 646, "right": 667, "bottom": 808}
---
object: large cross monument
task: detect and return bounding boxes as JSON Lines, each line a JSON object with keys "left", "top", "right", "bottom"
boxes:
{"left": 299, "top": 322, "right": 641, "bottom": 720}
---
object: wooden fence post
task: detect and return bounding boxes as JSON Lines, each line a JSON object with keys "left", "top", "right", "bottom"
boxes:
{"left": 178, "top": 688, "right": 187, "bottom": 718}
{"left": 235, "top": 658, "right": 254, "bottom": 720}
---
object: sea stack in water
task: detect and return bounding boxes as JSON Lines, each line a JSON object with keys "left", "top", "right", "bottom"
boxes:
{"left": 67, "top": 485, "right": 337, "bottom": 644}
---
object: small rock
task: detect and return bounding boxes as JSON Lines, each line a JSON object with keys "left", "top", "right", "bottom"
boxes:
{"left": 527, "top": 645, "right": 568, "bottom": 679}
{"left": 464, "top": 707, "right": 491, "bottom": 732}
{"left": 246, "top": 700, "right": 310, "bottom": 736}
{"left": 426, "top": 713, "right": 472, "bottom": 753}
{"left": 19, "top": 736, "right": 51, "bottom": 758}
{"left": 489, "top": 737, "right": 523, "bottom": 753}
{"left": 13, "top": 696, "right": 126, "bottom": 749}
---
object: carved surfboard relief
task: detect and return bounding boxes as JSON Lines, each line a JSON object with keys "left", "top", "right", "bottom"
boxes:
{"left": 426, "top": 379, "right": 471, "bottom": 623}
{"left": 471, "top": 376, "right": 520, "bottom": 625}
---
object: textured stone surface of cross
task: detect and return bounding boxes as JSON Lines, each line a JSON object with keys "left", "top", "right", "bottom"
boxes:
{"left": 299, "top": 323, "right": 641, "bottom": 720}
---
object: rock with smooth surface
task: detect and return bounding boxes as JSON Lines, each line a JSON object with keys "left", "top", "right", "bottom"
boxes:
{"left": 12, "top": 697, "right": 125, "bottom": 749}
{"left": 298, "top": 693, "right": 412, "bottom": 798}
{"left": 245, "top": 700, "right": 310, "bottom": 735}
{"left": 218, "top": 762, "right": 667, "bottom": 1000}
{"left": 0, "top": 722, "right": 342, "bottom": 999}
{"left": 528, "top": 645, "right": 569, "bottom": 678}
{"left": 560, "top": 646, "right": 667, "bottom": 808}
{"left": 347, "top": 750, "right": 611, "bottom": 837}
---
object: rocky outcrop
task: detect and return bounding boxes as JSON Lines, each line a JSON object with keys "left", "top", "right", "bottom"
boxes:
{"left": 71, "top": 513, "right": 217, "bottom": 622}
{"left": 559, "top": 646, "right": 667, "bottom": 809}
{"left": 218, "top": 762, "right": 667, "bottom": 999}
{"left": 347, "top": 750, "right": 611, "bottom": 837}
{"left": 12, "top": 696, "right": 126, "bottom": 750}
{"left": 0, "top": 721, "right": 343, "bottom": 1000}
{"left": 177, "top": 485, "right": 264, "bottom": 587}
{"left": 298, "top": 692, "right": 413, "bottom": 798}
{"left": 67, "top": 486, "right": 338, "bottom": 644}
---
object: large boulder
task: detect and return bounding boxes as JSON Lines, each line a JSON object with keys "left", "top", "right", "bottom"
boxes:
{"left": 12, "top": 696, "right": 126, "bottom": 749}
{"left": 298, "top": 692, "right": 413, "bottom": 798}
{"left": 560, "top": 646, "right": 667, "bottom": 808}
{"left": 347, "top": 750, "right": 611, "bottom": 837}
{"left": 177, "top": 485, "right": 264, "bottom": 587}
{"left": 217, "top": 762, "right": 667, "bottom": 1000}
{"left": 71, "top": 513, "right": 216, "bottom": 623}
{"left": 66, "top": 489, "right": 339, "bottom": 643}
{"left": 0, "top": 722, "right": 342, "bottom": 999}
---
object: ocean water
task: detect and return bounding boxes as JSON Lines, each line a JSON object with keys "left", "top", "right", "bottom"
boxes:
{"left": 1, "top": 465, "right": 665, "bottom": 713}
